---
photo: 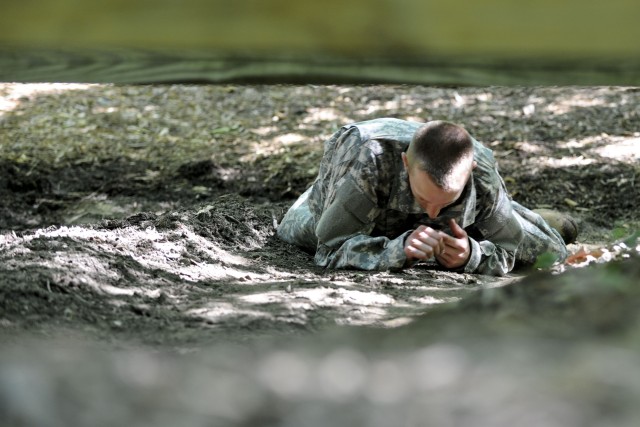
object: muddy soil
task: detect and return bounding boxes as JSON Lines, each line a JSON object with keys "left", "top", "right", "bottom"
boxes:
{"left": 1, "top": 84, "right": 639, "bottom": 426}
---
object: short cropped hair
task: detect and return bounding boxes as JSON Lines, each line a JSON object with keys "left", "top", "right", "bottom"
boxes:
{"left": 407, "top": 121, "right": 474, "bottom": 190}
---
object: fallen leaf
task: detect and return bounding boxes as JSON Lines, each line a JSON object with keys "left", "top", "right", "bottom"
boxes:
{"left": 565, "top": 247, "right": 604, "bottom": 266}
{"left": 564, "top": 198, "right": 579, "bottom": 208}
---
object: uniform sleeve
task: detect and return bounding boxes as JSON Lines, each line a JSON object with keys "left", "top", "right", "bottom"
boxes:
{"left": 313, "top": 166, "right": 411, "bottom": 271}
{"left": 462, "top": 183, "right": 523, "bottom": 276}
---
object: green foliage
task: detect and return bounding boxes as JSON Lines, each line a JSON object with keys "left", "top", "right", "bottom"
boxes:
{"left": 612, "top": 227, "right": 629, "bottom": 240}
{"left": 533, "top": 251, "right": 559, "bottom": 269}
{"left": 623, "top": 230, "right": 640, "bottom": 247}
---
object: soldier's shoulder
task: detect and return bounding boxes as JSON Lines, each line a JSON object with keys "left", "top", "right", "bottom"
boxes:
{"left": 471, "top": 138, "right": 502, "bottom": 194}
{"left": 346, "top": 118, "right": 423, "bottom": 143}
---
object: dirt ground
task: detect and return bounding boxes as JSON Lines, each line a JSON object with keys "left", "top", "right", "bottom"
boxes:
{"left": 1, "top": 84, "right": 640, "bottom": 426}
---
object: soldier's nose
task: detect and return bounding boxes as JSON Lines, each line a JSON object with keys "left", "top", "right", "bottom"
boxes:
{"left": 426, "top": 206, "right": 440, "bottom": 219}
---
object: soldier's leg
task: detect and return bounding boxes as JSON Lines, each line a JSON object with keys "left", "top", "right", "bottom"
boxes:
{"left": 511, "top": 201, "right": 569, "bottom": 265}
{"left": 277, "top": 187, "right": 318, "bottom": 252}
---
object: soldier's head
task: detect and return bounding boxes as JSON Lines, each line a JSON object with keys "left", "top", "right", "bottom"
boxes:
{"left": 401, "top": 121, "right": 476, "bottom": 219}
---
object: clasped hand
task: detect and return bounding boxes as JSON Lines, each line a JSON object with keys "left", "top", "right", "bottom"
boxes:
{"left": 403, "top": 219, "right": 471, "bottom": 269}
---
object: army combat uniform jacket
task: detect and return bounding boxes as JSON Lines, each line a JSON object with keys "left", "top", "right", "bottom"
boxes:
{"left": 277, "top": 118, "right": 566, "bottom": 276}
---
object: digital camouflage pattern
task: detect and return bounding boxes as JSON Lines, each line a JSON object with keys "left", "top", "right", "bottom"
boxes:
{"left": 278, "top": 118, "right": 567, "bottom": 276}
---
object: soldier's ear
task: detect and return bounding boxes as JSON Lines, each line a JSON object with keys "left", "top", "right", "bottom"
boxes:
{"left": 401, "top": 152, "right": 409, "bottom": 170}
{"left": 472, "top": 160, "right": 478, "bottom": 170}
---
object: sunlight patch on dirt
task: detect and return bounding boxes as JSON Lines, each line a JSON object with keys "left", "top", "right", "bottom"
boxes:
{"left": 246, "top": 287, "right": 396, "bottom": 307}
{"left": 273, "top": 133, "right": 307, "bottom": 145}
{"left": 295, "top": 288, "right": 396, "bottom": 315}
{"left": 187, "top": 303, "right": 272, "bottom": 325}
{"left": 545, "top": 91, "right": 609, "bottom": 115}
{"left": 0, "top": 221, "right": 270, "bottom": 285}
{"left": 409, "top": 295, "right": 452, "bottom": 305}
{"left": 249, "top": 125, "right": 278, "bottom": 136}
{"left": 529, "top": 156, "right": 597, "bottom": 168}
{"left": 302, "top": 107, "right": 345, "bottom": 123}
{"left": 246, "top": 132, "right": 309, "bottom": 159}
{"left": 594, "top": 137, "right": 640, "bottom": 162}
{"left": 49, "top": 251, "right": 120, "bottom": 282}
{"left": 232, "top": 285, "right": 435, "bottom": 328}
{"left": 0, "top": 83, "right": 96, "bottom": 116}
{"left": 515, "top": 141, "right": 544, "bottom": 153}
{"left": 562, "top": 135, "right": 609, "bottom": 149}
{"left": 357, "top": 100, "right": 401, "bottom": 115}
{"left": 559, "top": 134, "right": 640, "bottom": 165}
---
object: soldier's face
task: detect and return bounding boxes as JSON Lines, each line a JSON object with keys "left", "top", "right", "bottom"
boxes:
{"left": 406, "top": 168, "right": 463, "bottom": 219}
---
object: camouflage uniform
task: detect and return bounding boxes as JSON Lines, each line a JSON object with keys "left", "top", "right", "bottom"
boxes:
{"left": 277, "top": 118, "right": 567, "bottom": 276}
